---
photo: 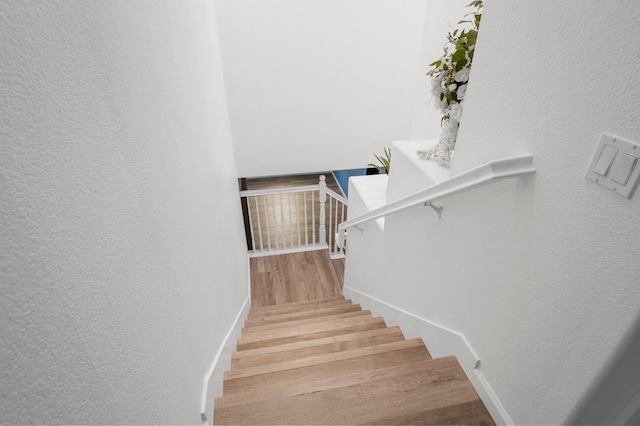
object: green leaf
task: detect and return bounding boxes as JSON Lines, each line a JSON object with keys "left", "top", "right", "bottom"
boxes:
{"left": 369, "top": 148, "right": 391, "bottom": 174}
{"left": 452, "top": 48, "right": 466, "bottom": 63}
{"left": 428, "top": 0, "right": 481, "bottom": 119}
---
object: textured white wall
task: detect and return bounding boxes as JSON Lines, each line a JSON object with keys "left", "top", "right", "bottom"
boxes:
{"left": 215, "top": 0, "right": 427, "bottom": 177}
{"left": 345, "top": 1, "right": 640, "bottom": 424}
{"left": 0, "top": 1, "right": 248, "bottom": 424}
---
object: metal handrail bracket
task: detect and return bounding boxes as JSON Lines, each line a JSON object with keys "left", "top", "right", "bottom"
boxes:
{"left": 337, "top": 155, "right": 535, "bottom": 248}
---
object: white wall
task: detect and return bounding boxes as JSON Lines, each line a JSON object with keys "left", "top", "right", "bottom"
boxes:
{"left": 0, "top": 1, "right": 248, "bottom": 424}
{"left": 344, "top": 1, "right": 640, "bottom": 424}
{"left": 216, "top": 0, "right": 427, "bottom": 177}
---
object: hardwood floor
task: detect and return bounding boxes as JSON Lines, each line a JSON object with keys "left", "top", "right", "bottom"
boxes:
{"left": 250, "top": 250, "right": 345, "bottom": 308}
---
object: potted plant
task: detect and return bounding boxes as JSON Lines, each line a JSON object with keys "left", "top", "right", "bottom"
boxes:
{"left": 368, "top": 147, "right": 391, "bottom": 175}
{"left": 417, "top": 0, "right": 483, "bottom": 167}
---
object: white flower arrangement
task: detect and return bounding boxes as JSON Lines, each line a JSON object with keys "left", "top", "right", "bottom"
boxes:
{"left": 417, "top": 0, "right": 483, "bottom": 167}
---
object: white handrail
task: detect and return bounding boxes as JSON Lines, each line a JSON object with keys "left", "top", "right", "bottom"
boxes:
{"left": 337, "top": 155, "right": 535, "bottom": 248}
{"left": 326, "top": 187, "right": 348, "bottom": 204}
{"left": 240, "top": 184, "right": 319, "bottom": 197}
{"left": 326, "top": 186, "right": 348, "bottom": 257}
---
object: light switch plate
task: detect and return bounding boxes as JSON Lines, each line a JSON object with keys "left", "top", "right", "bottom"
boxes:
{"left": 586, "top": 133, "right": 640, "bottom": 199}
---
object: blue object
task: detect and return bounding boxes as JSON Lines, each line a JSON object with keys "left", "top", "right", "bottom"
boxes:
{"left": 332, "top": 168, "right": 368, "bottom": 197}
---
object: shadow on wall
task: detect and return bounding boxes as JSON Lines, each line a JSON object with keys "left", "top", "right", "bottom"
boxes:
{"left": 567, "top": 312, "right": 640, "bottom": 425}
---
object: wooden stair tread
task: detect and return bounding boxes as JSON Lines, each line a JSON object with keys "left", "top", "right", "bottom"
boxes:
{"left": 218, "top": 359, "right": 441, "bottom": 410}
{"left": 236, "top": 316, "right": 386, "bottom": 351}
{"left": 247, "top": 301, "right": 354, "bottom": 321}
{"left": 232, "top": 326, "right": 405, "bottom": 369}
{"left": 233, "top": 326, "right": 403, "bottom": 361}
{"left": 217, "top": 286, "right": 496, "bottom": 424}
{"left": 223, "top": 341, "right": 430, "bottom": 395}
{"left": 214, "top": 356, "right": 494, "bottom": 425}
{"left": 390, "top": 399, "right": 495, "bottom": 425}
{"left": 243, "top": 303, "right": 363, "bottom": 327}
{"left": 239, "top": 313, "right": 376, "bottom": 343}
{"left": 248, "top": 296, "right": 346, "bottom": 317}
{"left": 226, "top": 338, "right": 430, "bottom": 380}
{"left": 241, "top": 310, "right": 371, "bottom": 334}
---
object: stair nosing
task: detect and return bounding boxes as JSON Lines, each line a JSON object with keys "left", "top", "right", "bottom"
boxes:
{"left": 232, "top": 326, "right": 405, "bottom": 361}
{"left": 223, "top": 344, "right": 431, "bottom": 396}
{"left": 232, "top": 329, "right": 406, "bottom": 370}
{"left": 237, "top": 314, "right": 381, "bottom": 346}
{"left": 241, "top": 310, "right": 371, "bottom": 334}
{"left": 246, "top": 300, "right": 354, "bottom": 319}
{"left": 248, "top": 296, "right": 346, "bottom": 314}
{"left": 225, "top": 338, "right": 428, "bottom": 381}
{"left": 236, "top": 320, "right": 388, "bottom": 352}
{"left": 243, "top": 304, "right": 362, "bottom": 327}
{"left": 215, "top": 356, "right": 491, "bottom": 425}
{"left": 215, "top": 357, "right": 454, "bottom": 410}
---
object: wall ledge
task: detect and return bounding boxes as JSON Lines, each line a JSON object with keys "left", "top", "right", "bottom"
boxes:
{"left": 386, "top": 139, "right": 450, "bottom": 203}
{"left": 347, "top": 174, "right": 388, "bottom": 232}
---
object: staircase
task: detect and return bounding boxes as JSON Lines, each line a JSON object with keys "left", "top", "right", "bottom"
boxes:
{"left": 213, "top": 296, "right": 495, "bottom": 425}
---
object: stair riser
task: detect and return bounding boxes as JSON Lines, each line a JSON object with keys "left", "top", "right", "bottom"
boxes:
{"left": 232, "top": 331, "right": 405, "bottom": 369}
{"left": 243, "top": 304, "right": 362, "bottom": 328}
{"left": 232, "top": 326, "right": 404, "bottom": 361}
{"left": 217, "top": 359, "right": 439, "bottom": 410}
{"left": 215, "top": 357, "right": 492, "bottom": 425}
{"left": 248, "top": 297, "right": 347, "bottom": 317}
{"left": 227, "top": 339, "right": 427, "bottom": 381}
{"left": 241, "top": 310, "right": 371, "bottom": 335}
{"left": 218, "top": 295, "right": 494, "bottom": 425}
{"left": 238, "top": 315, "right": 380, "bottom": 346}
{"left": 223, "top": 345, "right": 430, "bottom": 395}
{"left": 236, "top": 321, "right": 386, "bottom": 351}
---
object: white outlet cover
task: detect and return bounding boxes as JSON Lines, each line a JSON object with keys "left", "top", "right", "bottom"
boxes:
{"left": 586, "top": 133, "right": 640, "bottom": 199}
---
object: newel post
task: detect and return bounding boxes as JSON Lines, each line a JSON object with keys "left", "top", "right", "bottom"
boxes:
{"left": 318, "top": 175, "right": 327, "bottom": 245}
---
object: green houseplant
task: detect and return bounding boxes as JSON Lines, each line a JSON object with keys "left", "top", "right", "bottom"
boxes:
{"left": 368, "top": 147, "right": 391, "bottom": 175}
{"left": 417, "top": 0, "right": 483, "bottom": 167}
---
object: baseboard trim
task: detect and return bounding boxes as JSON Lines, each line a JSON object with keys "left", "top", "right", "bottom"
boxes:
{"left": 343, "top": 286, "right": 513, "bottom": 425}
{"left": 200, "top": 296, "right": 250, "bottom": 424}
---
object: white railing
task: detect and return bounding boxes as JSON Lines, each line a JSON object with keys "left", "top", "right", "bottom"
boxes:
{"left": 326, "top": 186, "right": 348, "bottom": 258}
{"left": 337, "top": 155, "right": 536, "bottom": 248}
{"left": 240, "top": 175, "right": 347, "bottom": 259}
